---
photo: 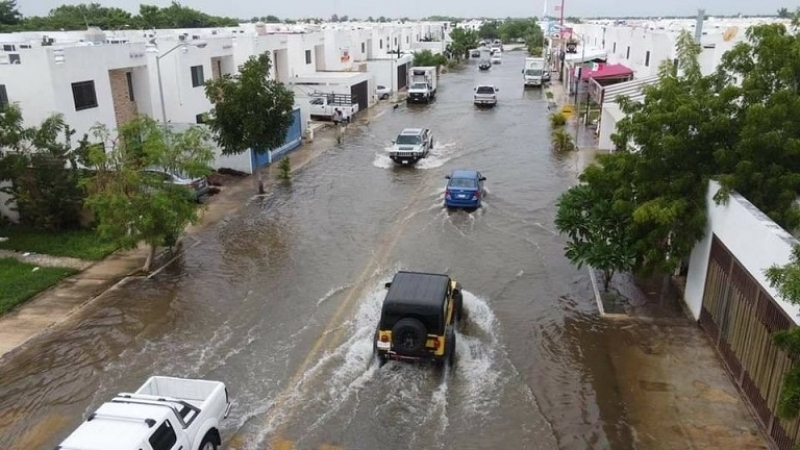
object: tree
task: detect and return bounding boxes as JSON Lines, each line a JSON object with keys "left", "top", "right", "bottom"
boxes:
{"left": 0, "top": 104, "right": 87, "bottom": 230}
{"left": 448, "top": 27, "right": 479, "bottom": 60}
{"left": 765, "top": 245, "right": 800, "bottom": 418}
{"left": 204, "top": 53, "right": 295, "bottom": 156}
{"left": 0, "top": 0, "right": 21, "bottom": 25}
{"left": 555, "top": 161, "right": 637, "bottom": 291}
{"left": 478, "top": 20, "right": 500, "bottom": 39}
{"left": 609, "top": 29, "right": 738, "bottom": 274}
{"left": 413, "top": 49, "right": 447, "bottom": 67}
{"left": 777, "top": 7, "right": 791, "bottom": 18}
{"left": 498, "top": 18, "right": 538, "bottom": 43}
{"left": 715, "top": 21, "right": 800, "bottom": 232}
{"left": 81, "top": 117, "right": 213, "bottom": 272}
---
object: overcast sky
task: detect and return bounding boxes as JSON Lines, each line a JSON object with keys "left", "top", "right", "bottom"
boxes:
{"left": 20, "top": 0, "right": 789, "bottom": 20}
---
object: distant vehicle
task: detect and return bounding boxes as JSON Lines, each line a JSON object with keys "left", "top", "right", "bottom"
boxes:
{"left": 491, "top": 52, "right": 502, "bottom": 64}
{"left": 373, "top": 271, "right": 464, "bottom": 369}
{"left": 478, "top": 48, "right": 492, "bottom": 71}
{"left": 389, "top": 128, "right": 434, "bottom": 165}
{"left": 444, "top": 170, "right": 486, "bottom": 209}
{"left": 376, "top": 84, "right": 392, "bottom": 100}
{"left": 490, "top": 47, "right": 501, "bottom": 55}
{"left": 57, "top": 376, "right": 232, "bottom": 450}
{"left": 523, "top": 57, "right": 546, "bottom": 87}
{"left": 473, "top": 84, "right": 498, "bottom": 107}
{"left": 470, "top": 49, "right": 481, "bottom": 58}
{"left": 142, "top": 168, "right": 209, "bottom": 202}
{"left": 308, "top": 93, "right": 359, "bottom": 121}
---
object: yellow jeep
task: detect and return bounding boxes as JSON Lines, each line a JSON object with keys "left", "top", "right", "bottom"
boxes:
{"left": 373, "top": 271, "right": 464, "bottom": 368}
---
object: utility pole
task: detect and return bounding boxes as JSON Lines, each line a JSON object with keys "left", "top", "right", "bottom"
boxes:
{"left": 559, "top": 0, "right": 565, "bottom": 26}
{"left": 574, "top": 36, "right": 585, "bottom": 150}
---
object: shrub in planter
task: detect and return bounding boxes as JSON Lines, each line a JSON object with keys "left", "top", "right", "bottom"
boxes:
{"left": 549, "top": 112, "right": 567, "bottom": 128}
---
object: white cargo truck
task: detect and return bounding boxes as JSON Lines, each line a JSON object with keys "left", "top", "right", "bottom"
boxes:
{"left": 522, "top": 57, "right": 546, "bottom": 87}
{"left": 406, "top": 66, "right": 438, "bottom": 104}
{"left": 57, "top": 376, "right": 232, "bottom": 450}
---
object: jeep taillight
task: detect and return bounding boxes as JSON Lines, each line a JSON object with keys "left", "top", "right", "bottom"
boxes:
{"left": 380, "top": 335, "right": 389, "bottom": 342}
{"left": 433, "top": 339, "right": 441, "bottom": 349}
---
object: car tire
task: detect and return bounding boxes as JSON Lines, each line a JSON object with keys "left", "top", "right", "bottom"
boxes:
{"left": 453, "top": 289, "right": 464, "bottom": 324}
{"left": 199, "top": 434, "right": 218, "bottom": 450}
{"left": 444, "top": 330, "right": 456, "bottom": 370}
{"left": 373, "top": 329, "right": 387, "bottom": 368}
{"left": 391, "top": 318, "right": 428, "bottom": 353}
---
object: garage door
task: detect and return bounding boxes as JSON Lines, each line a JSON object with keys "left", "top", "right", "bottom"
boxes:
{"left": 397, "top": 64, "right": 408, "bottom": 90}
{"left": 350, "top": 81, "right": 368, "bottom": 113}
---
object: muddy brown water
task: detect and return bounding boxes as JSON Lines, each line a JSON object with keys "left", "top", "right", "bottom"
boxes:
{"left": 0, "top": 52, "right": 638, "bottom": 449}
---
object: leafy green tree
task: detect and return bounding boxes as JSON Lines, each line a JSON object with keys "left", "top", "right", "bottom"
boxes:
{"left": 610, "top": 30, "right": 739, "bottom": 274}
{"left": 498, "top": 18, "right": 538, "bottom": 42}
{"left": 777, "top": 7, "right": 790, "bottom": 18}
{"left": 413, "top": 49, "right": 447, "bottom": 67}
{"left": 204, "top": 53, "right": 295, "bottom": 155}
{"left": 0, "top": 0, "right": 21, "bottom": 25}
{"left": 714, "top": 21, "right": 800, "bottom": 231}
{"left": 478, "top": 20, "right": 500, "bottom": 39}
{"left": 81, "top": 117, "right": 213, "bottom": 272}
{"left": 448, "top": 27, "right": 479, "bottom": 60}
{"left": 0, "top": 104, "right": 87, "bottom": 230}
{"left": 555, "top": 161, "right": 637, "bottom": 291}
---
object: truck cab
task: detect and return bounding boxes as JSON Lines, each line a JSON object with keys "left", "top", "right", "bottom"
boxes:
{"left": 406, "top": 67, "right": 437, "bottom": 104}
{"left": 523, "top": 57, "right": 546, "bottom": 88}
{"left": 308, "top": 93, "right": 359, "bottom": 121}
{"left": 57, "top": 376, "right": 231, "bottom": 450}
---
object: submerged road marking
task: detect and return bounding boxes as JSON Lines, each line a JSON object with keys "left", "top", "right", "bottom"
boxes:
{"left": 260, "top": 181, "right": 430, "bottom": 444}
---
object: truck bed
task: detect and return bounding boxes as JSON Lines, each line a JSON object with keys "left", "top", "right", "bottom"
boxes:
{"left": 134, "top": 376, "right": 225, "bottom": 410}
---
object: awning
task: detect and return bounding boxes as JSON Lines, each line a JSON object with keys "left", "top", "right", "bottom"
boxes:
{"left": 580, "top": 63, "right": 633, "bottom": 80}
{"left": 601, "top": 74, "right": 661, "bottom": 105}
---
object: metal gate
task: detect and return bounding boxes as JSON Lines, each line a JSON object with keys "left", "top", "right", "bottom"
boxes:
{"left": 397, "top": 63, "right": 408, "bottom": 90}
{"left": 251, "top": 108, "right": 302, "bottom": 169}
{"left": 699, "top": 235, "right": 798, "bottom": 449}
{"left": 350, "top": 81, "right": 368, "bottom": 113}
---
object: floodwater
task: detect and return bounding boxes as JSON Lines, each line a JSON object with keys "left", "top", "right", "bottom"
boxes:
{"left": 0, "top": 51, "right": 637, "bottom": 449}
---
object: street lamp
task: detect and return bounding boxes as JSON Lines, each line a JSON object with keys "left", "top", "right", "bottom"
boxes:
{"left": 149, "top": 39, "right": 207, "bottom": 123}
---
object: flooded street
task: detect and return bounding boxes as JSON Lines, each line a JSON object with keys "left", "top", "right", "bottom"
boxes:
{"left": 0, "top": 51, "right": 635, "bottom": 449}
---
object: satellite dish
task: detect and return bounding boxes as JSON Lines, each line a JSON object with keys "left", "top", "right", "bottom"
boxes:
{"left": 723, "top": 26, "right": 738, "bottom": 42}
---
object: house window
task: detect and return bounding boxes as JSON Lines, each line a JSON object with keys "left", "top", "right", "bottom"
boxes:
{"left": 645, "top": 51, "right": 650, "bottom": 67}
{"left": 196, "top": 113, "right": 205, "bottom": 124}
{"left": 305, "top": 49, "right": 311, "bottom": 64}
{"left": 626, "top": 46, "right": 630, "bottom": 59}
{"left": 71, "top": 80, "right": 98, "bottom": 111}
{"left": 612, "top": 42, "right": 616, "bottom": 53}
{"left": 406, "top": 36, "right": 409, "bottom": 43}
{"left": 125, "top": 71, "right": 135, "bottom": 101}
{"left": 2, "top": 44, "right": 14, "bottom": 51}
{"left": 394, "top": 37, "right": 397, "bottom": 46}
{"left": 190, "top": 65, "right": 204, "bottom": 87}
{"left": 361, "top": 42, "right": 365, "bottom": 53}
{"left": 379, "top": 39, "right": 383, "bottom": 49}
{"left": 0, "top": 84, "right": 7, "bottom": 109}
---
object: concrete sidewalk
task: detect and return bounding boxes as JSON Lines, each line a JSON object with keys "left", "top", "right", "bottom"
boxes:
{"left": 0, "top": 124, "right": 341, "bottom": 362}
{"left": 546, "top": 79, "right": 600, "bottom": 174}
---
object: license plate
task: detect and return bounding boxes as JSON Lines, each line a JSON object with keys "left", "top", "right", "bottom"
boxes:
{"left": 458, "top": 194, "right": 467, "bottom": 198}
{"left": 402, "top": 160, "right": 408, "bottom": 164}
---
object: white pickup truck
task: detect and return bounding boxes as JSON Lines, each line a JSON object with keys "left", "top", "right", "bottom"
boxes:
{"left": 57, "top": 376, "right": 232, "bottom": 450}
{"left": 308, "top": 94, "right": 359, "bottom": 121}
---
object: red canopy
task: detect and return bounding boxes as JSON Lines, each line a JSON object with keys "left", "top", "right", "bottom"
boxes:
{"left": 580, "top": 63, "right": 633, "bottom": 80}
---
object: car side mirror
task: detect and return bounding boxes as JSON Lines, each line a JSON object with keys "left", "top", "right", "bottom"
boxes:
{"left": 384, "top": 282, "right": 392, "bottom": 289}
{"left": 445, "top": 175, "right": 451, "bottom": 179}
{"left": 480, "top": 176, "right": 487, "bottom": 181}
{"left": 391, "top": 140, "right": 395, "bottom": 144}
{"left": 495, "top": 88, "right": 499, "bottom": 92}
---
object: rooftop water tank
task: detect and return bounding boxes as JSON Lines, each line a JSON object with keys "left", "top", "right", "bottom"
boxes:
{"left": 255, "top": 22, "right": 267, "bottom": 36}
{"left": 84, "top": 26, "right": 107, "bottom": 45}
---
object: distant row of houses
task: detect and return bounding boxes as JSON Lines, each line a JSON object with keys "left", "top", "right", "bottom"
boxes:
{"left": 0, "top": 20, "right": 450, "bottom": 173}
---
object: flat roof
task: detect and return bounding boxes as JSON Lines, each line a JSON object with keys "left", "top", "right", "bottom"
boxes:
{"left": 385, "top": 271, "right": 449, "bottom": 308}
{"left": 296, "top": 71, "right": 368, "bottom": 79}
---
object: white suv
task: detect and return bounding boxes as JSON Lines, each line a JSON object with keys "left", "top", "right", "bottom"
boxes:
{"left": 389, "top": 128, "right": 434, "bottom": 165}
{"left": 474, "top": 85, "right": 499, "bottom": 107}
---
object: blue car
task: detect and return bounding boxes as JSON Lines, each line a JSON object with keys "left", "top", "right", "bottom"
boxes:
{"left": 444, "top": 170, "right": 487, "bottom": 209}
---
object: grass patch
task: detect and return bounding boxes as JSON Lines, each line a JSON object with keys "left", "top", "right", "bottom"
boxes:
{"left": 0, "top": 227, "right": 118, "bottom": 260}
{"left": 0, "top": 258, "right": 77, "bottom": 315}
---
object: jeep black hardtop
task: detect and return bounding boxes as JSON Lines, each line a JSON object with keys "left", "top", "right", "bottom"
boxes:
{"left": 380, "top": 271, "right": 450, "bottom": 334}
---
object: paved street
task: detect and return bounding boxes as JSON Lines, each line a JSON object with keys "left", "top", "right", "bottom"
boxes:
{"left": 0, "top": 50, "right": 764, "bottom": 450}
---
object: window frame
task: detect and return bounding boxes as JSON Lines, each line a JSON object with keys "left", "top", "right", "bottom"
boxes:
{"left": 71, "top": 80, "right": 98, "bottom": 111}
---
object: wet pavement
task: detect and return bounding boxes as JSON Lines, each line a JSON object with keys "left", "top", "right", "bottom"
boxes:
{"left": 0, "top": 51, "right": 765, "bottom": 450}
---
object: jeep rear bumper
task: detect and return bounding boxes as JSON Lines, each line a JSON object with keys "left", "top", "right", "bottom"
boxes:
{"left": 376, "top": 350, "right": 443, "bottom": 363}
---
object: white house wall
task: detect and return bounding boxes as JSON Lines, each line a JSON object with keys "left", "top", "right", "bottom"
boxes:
{"left": 286, "top": 33, "right": 324, "bottom": 78}
{"left": 0, "top": 48, "right": 58, "bottom": 129}
{"left": 684, "top": 180, "right": 800, "bottom": 323}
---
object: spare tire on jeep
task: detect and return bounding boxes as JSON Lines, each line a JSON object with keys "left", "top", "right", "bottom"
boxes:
{"left": 392, "top": 318, "right": 428, "bottom": 353}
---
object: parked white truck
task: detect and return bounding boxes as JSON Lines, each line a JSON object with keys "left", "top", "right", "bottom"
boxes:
{"left": 308, "top": 93, "right": 359, "bottom": 121}
{"left": 523, "top": 57, "right": 546, "bottom": 87}
{"left": 406, "top": 66, "right": 438, "bottom": 104}
{"left": 57, "top": 376, "right": 232, "bottom": 450}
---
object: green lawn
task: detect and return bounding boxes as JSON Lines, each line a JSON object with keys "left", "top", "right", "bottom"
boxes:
{"left": 0, "top": 258, "right": 77, "bottom": 315}
{"left": 0, "top": 227, "right": 118, "bottom": 260}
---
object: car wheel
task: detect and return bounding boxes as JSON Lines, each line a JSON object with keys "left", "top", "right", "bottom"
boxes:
{"left": 444, "top": 330, "right": 457, "bottom": 370}
{"left": 391, "top": 318, "right": 428, "bottom": 353}
{"left": 199, "top": 434, "right": 218, "bottom": 450}
{"left": 381, "top": 94, "right": 389, "bottom": 100}
{"left": 453, "top": 290, "right": 464, "bottom": 324}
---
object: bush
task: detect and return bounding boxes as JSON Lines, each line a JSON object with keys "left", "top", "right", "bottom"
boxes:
{"left": 278, "top": 156, "right": 291, "bottom": 180}
{"left": 550, "top": 112, "right": 567, "bottom": 128}
{"left": 545, "top": 90, "right": 554, "bottom": 100}
{"left": 413, "top": 49, "right": 447, "bottom": 67}
{"left": 551, "top": 128, "right": 576, "bottom": 152}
